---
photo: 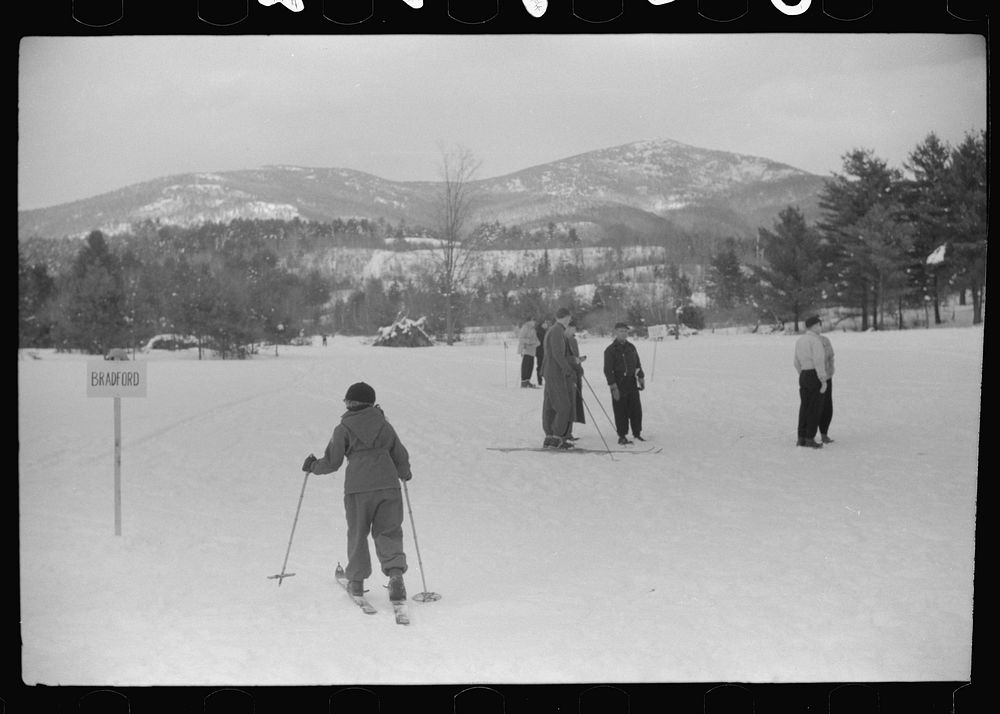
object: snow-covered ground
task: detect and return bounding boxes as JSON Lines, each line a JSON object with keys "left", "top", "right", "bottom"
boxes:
{"left": 18, "top": 325, "right": 981, "bottom": 685}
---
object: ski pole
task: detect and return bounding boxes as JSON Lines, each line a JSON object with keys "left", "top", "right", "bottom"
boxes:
{"left": 268, "top": 471, "right": 309, "bottom": 586}
{"left": 580, "top": 395, "right": 616, "bottom": 460}
{"left": 402, "top": 479, "right": 441, "bottom": 602}
{"left": 504, "top": 340, "right": 509, "bottom": 388}
{"left": 582, "top": 373, "right": 618, "bottom": 433}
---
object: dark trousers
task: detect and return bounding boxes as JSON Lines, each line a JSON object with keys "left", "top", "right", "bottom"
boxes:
{"left": 819, "top": 378, "right": 833, "bottom": 436}
{"left": 343, "top": 488, "right": 407, "bottom": 581}
{"left": 612, "top": 377, "right": 643, "bottom": 437}
{"left": 573, "top": 373, "right": 585, "bottom": 424}
{"left": 535, "top": 348, "right": 544, "bottom": 385}
{"left": 797, "top": 370, "right": 824, "bottom": 440}
{"left": 520, "top": 354, "right": 535, "bottom": 382}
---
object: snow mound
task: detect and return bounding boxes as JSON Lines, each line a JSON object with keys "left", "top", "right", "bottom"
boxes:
{"left": 373, "top": 316, "right": 434, "bottom": 347}
{"left": 140, "top": 334, "right": 200, "bottom": 352}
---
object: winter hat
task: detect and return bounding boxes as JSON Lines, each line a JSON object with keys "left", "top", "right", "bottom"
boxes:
{"left": 614, "top": 321, "right": 629, "bottom": 330}
{"left": 556, "top": 307, "right": 571, "bottom": 319}
{"left": 805, "top": 315, "right": 821, "bottom": 328}
{"left": 344, "top": 382, "right": 376, "bottom": 404}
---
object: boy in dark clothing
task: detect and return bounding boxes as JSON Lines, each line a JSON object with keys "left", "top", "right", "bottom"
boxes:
{"left": 603, "top": 322, "right": 645, "bottom": 445}
{"left": 302, "top": 382, "right": 412, "bottom": 601}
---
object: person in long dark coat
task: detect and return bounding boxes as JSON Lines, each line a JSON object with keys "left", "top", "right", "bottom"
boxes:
{"left": 565, "top": 319, "right": 586, "bottom": 439}
{"left": 540, "top": 308, "right": 575, "bottom": 448}
{"left": 603, "top": 321, "right": 645, "bottom": 445}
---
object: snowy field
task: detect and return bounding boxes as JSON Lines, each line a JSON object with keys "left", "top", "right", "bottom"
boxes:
{"left": 17, "top": 325, "right": 981, "bottom": 686}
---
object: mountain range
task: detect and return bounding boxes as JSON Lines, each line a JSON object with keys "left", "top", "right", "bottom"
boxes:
{"left": 17, "top": 138, "right": 829, "bottom": 243}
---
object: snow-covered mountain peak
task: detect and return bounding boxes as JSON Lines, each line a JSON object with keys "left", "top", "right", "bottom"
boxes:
{"left": 18, "top": 138, "right": 826, "bottom": 242}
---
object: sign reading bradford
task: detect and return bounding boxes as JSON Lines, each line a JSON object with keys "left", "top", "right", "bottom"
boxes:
{"left": 87, "top": 360, "right": 148, "bottom": 535}
{"left": 87, "top": 361, "right": 147, "bottom": 398}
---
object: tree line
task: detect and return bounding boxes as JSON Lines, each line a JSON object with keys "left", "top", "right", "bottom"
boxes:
{"left": 18, "top": 131, "right": 985, "bottom": 354}
{"left": 19, "top": 225, "right": 331, "bottom": 358}
{"left": 702, "top": 131, "right": 986, "bottom": 331}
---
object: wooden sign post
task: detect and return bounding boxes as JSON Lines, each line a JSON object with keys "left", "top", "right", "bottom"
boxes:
{"left": 647, "top": 324, "right": 668, "bottom": 382}
{"left": 87, "top": 359, "right": 147, "bottom": 535}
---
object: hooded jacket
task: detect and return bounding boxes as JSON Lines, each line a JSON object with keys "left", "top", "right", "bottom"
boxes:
{"left": 311, "top": 405, "right": 411, "bottom": 494}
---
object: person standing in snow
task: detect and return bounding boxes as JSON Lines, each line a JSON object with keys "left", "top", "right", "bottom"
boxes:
{"left": 793, "top": 316, "right": 828, "bottom": 448}
{"left": 535, "top": 317, "right": 551, "bottom": 387}
{"left": 516, "top": 317, "right": 540, "bottom": 388}
{"left": 301, "top": 382, "right": 412, "bottom": 600}
{"left": 541, "top": 307, "right": 576, "bottom": 448}
{"left": 565, "top": 318, "right": 586, "bottom": 440}
{"left": 603, "top": 322, "right": 645, "bottom": 445}
{"left": 818, "top": 329, "right": 835, "bottom": 444}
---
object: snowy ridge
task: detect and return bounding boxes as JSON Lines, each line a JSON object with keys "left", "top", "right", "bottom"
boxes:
{"left": 18, "top": 138, "right": 825, "bottom": 242}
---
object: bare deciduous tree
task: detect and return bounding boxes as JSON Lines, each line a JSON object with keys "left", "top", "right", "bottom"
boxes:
{"left": 433, "top": 144, "right": 482, "bottom": 344}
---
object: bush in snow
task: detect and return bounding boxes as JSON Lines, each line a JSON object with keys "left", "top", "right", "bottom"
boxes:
{"left": 141, "top": 334, "right": 200, "bottom": 352}
{"left": 373, "top": 316, "right": 434, "bottom": 347}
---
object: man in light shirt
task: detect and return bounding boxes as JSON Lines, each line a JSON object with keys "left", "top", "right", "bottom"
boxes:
{"left": 793, "top": 315, "right": 828, "bottom": 448}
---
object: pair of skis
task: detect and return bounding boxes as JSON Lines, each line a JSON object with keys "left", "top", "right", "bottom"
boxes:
{"left": 487, "top": 445, "right": 662, "bottom": 454}
{"left": 335, "top": 563, "right": 410, "bottom": 625}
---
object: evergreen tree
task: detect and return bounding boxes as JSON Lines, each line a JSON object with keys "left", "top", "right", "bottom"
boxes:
{"left": 753, "top": 206, "right": 825, "bottom": 331}
{"left": 945, "top": 130, "right": 987, "bottom": 323}
{"left": 18, "top": 255, "right": 56, "bottom": 347}
{"left": 704, "top": 238, "right": 746, "bottom": 309}
{"left": 854, "top": 202, "right": 915, "bottom": 329}
{"left": 817, "top": 149, "right": 902, "bottom": 330}
{"left": 901, "top": 133, "right": 954, "bottom": 325}
{"left": 53, "top": 231, "right": 128, "bottom": 353}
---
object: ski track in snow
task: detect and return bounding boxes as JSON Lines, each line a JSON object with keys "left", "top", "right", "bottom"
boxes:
{"left": 18, "top": 326, "right": 981, "bottom": 685}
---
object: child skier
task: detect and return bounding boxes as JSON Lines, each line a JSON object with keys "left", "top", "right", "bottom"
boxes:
{"left": 301, "top": 382, "right": 412, "bottom": 601}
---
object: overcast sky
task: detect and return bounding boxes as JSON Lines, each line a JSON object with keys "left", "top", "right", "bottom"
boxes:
{"left": 18, "top": 33, "right": 986, "bottom": 210}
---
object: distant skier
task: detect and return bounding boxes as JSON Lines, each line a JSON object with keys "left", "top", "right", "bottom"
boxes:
{"left": 301, "top": 382, "right": 412, "bottom": 600}
{"left": 541, "top": 308, "right": 576, "bottom": 448}
{"left": 793, "top": 315, "right": 828, "bottom": 448}
{"left": 603, "top": 322, "right": 645, "bottom": 445}
{"left": 565, "top": 318, "right": 586, "bottom": 440}
{"left": 516, "top": 316, "right": 540, "bottom": 388}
